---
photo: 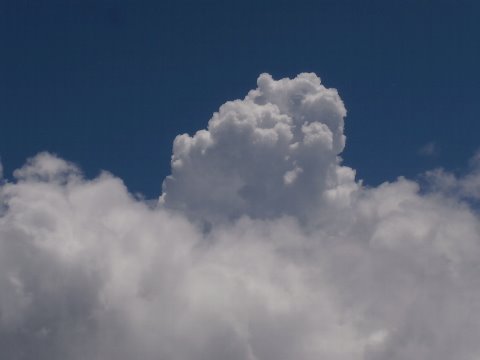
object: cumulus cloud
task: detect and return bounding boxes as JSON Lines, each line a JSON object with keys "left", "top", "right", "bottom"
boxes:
{"left": 1, "top": 74, "right": 480, "bottom": 360}
{"left": 161, "top": 73, "right": 356, "bottom": 226}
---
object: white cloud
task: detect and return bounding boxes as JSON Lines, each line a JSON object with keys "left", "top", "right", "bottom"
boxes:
{"left": 425, "top": 150, "right": 480, "bottom": 201}
{"left": 160, "top": 73, "right": 355, "bottom": 226}
{"left": 0, "top": 74, "right": 480, "bottom": 359}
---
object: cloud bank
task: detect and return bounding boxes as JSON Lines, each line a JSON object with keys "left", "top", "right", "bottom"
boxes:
{"left": 1, "top": 74, "right": 480, "bottom": 360}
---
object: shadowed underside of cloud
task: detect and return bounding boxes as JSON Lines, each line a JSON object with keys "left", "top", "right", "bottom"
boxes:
{"left": 1, "top": 74, "right": 480, "bottom": 360}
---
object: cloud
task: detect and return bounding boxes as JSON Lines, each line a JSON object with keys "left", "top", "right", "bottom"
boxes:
{"left": 1, "top": 74, "right": 480, "bottom": 360}
{"left": 425, "top": 150, "right": 480, "bottom": 201}
{"left": 418, "top": 141, "right": 439, "bottom": 157}
{"left": 161, "top": 73, "right": 355, "bottom": 226}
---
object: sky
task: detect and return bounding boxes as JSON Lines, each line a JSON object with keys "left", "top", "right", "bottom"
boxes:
{"left": 1, "top": 0, "right": 479, "bottom": 197}
{"left": 1, "top": 1, "right": 480, "bottom": 360}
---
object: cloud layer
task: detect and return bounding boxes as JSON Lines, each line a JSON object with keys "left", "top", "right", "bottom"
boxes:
{"left": 1, "top": 74, "right": 480, "bottom": 360}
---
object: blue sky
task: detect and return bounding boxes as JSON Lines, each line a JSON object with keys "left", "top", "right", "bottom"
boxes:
{"left": 1, "top": 0, "right": 479, "bottom": 197}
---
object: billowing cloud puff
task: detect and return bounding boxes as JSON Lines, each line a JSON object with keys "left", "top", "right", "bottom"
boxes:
{"left": 161, "top": 73, "right": 356, "bottom": 225}
{"left": 1, "top": 74, "right": 480, "bottom": 360}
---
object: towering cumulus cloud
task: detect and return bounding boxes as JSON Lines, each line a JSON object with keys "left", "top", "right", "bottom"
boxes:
{"left": 161, "top": 73, "right": 356, "bottom": 225}
{"left": 1, "top": 74, "right": 480, "bottom": 360}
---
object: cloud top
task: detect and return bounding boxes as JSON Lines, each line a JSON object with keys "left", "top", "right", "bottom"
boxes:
{"left": 161, "top": 73, "right": 355, "bottom": 225}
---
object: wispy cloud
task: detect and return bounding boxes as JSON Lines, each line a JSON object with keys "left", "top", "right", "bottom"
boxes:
{"left": 418, "top": 141, "right": 439, "bottom": 157}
